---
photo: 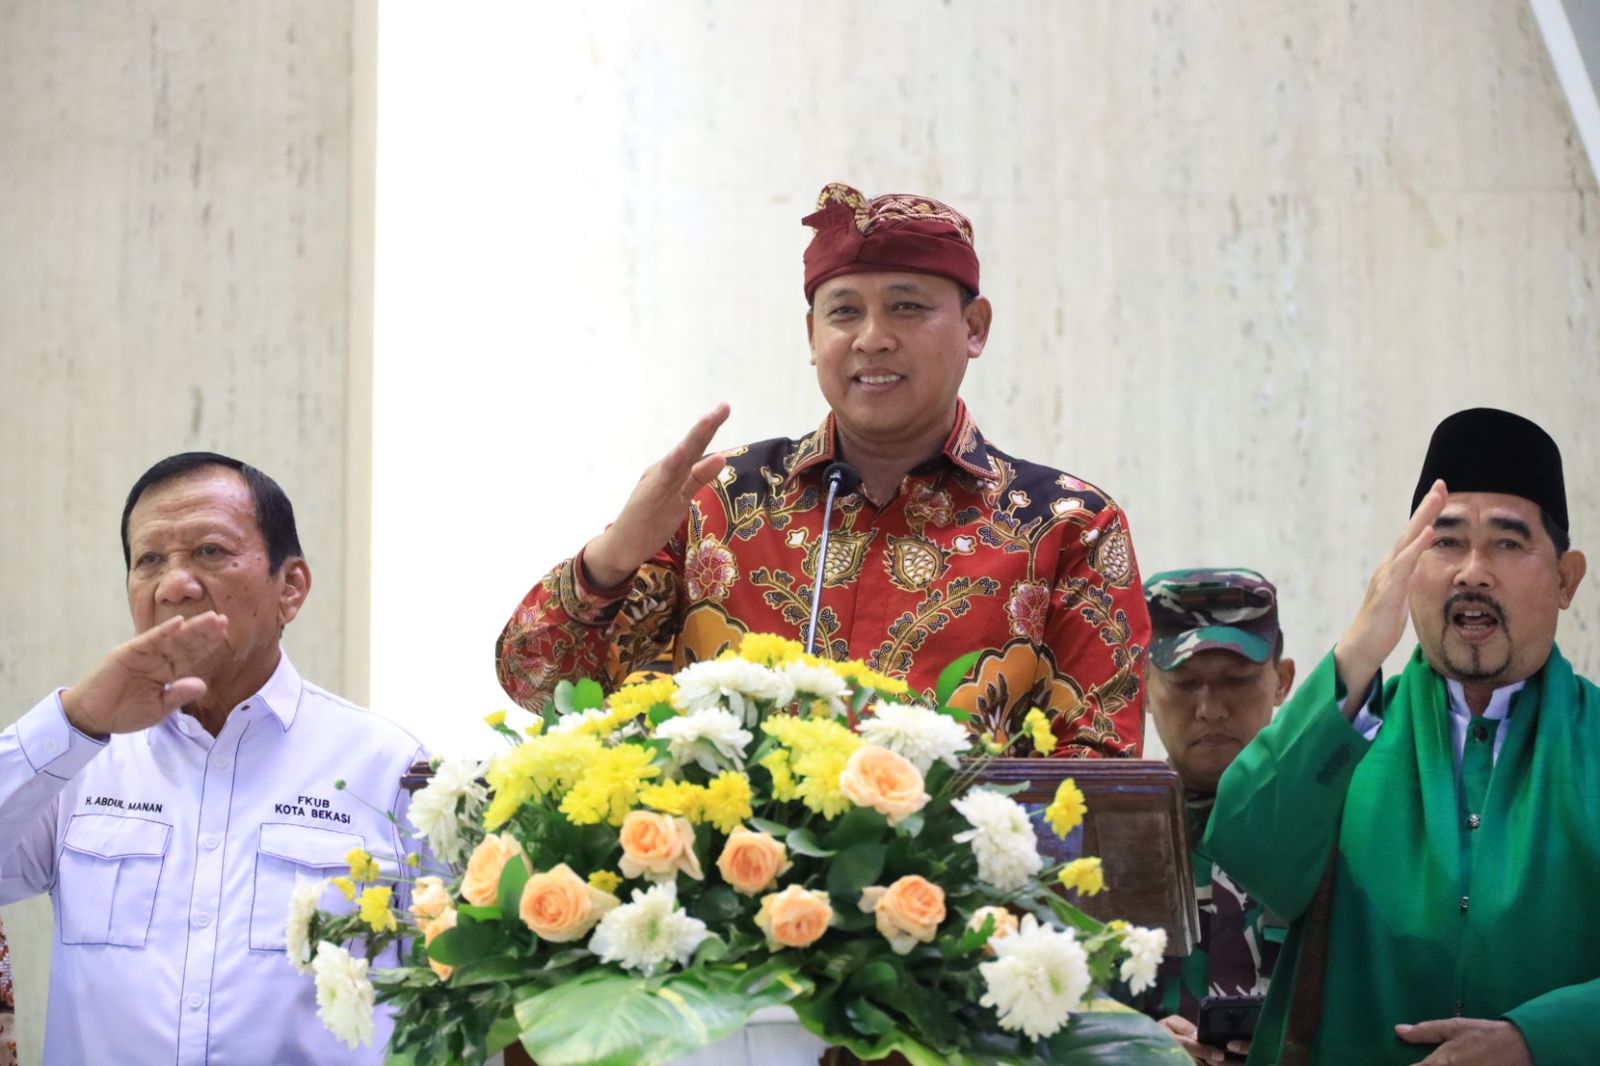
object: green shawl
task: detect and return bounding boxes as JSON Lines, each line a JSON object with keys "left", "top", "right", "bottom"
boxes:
{"left": 1205, "top": 645, "right": 1600, "bottom": 1066}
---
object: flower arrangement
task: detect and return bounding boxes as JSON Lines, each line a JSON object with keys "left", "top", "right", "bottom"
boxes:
{"left": 290, "top": 636, "right": 1185, "bottom": 1065}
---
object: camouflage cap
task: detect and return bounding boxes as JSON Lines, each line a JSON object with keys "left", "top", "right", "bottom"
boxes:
{"left": 1144, "top": 568, "right": 1280, "bottom": 670}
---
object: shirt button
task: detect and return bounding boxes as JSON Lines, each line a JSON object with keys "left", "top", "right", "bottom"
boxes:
{"left": 1460, "top": 895, "right": 1470, "bottom": 912}
{"left": 213, "top": 756, "right": 230, "bottom": 771}
{"left": 1467, "top": 814, "right": 1482, "bottom": 829}
{"left": 43, "top": 738, "right": 59, "bottom": 754}
{"left": 194, "top": 913, "right": 212, "bottom": 928}
{"left": 201, "top": 835, "right": 221, "bottom": 850}
{"left": 186, "top": 993, "right": 204, "bottom": 1010}
{"left": 1473, "top": 723, "right": 1489, "bottom": 742}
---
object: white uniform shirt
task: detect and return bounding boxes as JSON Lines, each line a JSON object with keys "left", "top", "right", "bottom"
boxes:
{"left": 1350, "top": 676, "right": 1524, "bottom": 769}
{"left": 0, "top": 652, "right": 426, "bottom": 1065}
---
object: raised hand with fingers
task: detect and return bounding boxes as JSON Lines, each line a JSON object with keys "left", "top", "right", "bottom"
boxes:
{"left": 1332, "top": 478, "right": 1448, "bottom": 718}
{"left": 581, "top": 403, "right": 732, "bottom": 590}
{"left": 59, "top": 612, "right": 232, "bottom": 738}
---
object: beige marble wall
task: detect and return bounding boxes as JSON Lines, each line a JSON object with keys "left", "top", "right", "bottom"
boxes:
{"left": 371, "top": 0, "right": 1600, "bottom": 756}
{"left": 0, "top": 3, "right": 369, "bottom": 1060}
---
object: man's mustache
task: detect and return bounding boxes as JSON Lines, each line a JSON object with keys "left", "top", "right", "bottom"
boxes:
{"left": 1442, "top": 591, "right": 1505, "bottom": 625}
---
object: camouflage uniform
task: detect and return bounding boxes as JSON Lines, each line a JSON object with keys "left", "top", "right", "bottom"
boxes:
{"left": 1135, "top": 569, "right": 1286, "bottom": 1024}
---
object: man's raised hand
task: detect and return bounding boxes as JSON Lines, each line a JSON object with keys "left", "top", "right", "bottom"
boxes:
{"left": 581, "top": 404, "right": 731, "bottom": 589}
{"left": 59, "top": 612, "right": 231, "bottom": 738}
{"left": 1332, "top": 478, "right": 1447, "bottom": 718}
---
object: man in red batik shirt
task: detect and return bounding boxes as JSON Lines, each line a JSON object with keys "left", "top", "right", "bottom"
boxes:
{"left": 496, "top": 183, "right": 1150, "bottom": 756}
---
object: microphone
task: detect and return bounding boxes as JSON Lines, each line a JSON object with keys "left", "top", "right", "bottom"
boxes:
{"left": 805, "top": 462, "right": 860, "bottom": 656}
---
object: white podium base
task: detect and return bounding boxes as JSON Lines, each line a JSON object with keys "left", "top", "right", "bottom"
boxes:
{"left": 667, "top": 1007, "right": 827, "bottom": 1066}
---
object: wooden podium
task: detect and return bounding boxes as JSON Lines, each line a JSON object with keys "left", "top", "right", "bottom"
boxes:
{"left": 409, "top": 758, "right": 1197, "bottom": 1065}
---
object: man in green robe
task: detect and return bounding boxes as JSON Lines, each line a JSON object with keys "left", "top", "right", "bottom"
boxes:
{"left": 1206, "top": 408, "right": 1594, "bottom": 1066}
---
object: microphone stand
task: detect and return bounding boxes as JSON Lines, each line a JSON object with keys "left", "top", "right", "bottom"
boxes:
{"left": 805, "top": 462, "right": 857, "bottom": 657}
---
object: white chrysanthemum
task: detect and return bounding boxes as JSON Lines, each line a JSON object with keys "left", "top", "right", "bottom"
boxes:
{"left": 407, "top": 755, "right": 489, "bottom": 865}
{"left": 672, "top": 658, "right": 796, "bottom": 725}
{"left": 285, "top": 878, "right": 328, "bottom": 975}
{"left": 653, "top": 708, "right": 754, "bottom": 773}
{"left": 587, "top": 881, "right": 710, "bottom": 976}
{"left": 1118, "top": 925, "right": 1168, "bottom": 995}
{"left": 311, "top": 941, "right": 376, "bottom": 1049}
{"left": 952, "top": 788, "right": 1045, "bottom": 891}
{"left": 780, "top": 659, "right": 851, "bottom": 715}
{"left": 858, "top": 701, "right": 971, "bottom": 773}
{"left": 978, "top": 915, "right": 1090, "bottom": 1040}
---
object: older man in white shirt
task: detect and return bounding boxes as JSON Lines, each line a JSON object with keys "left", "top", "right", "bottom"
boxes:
{"left": 0, "top": 453, "right": 425, "bottom": 1064}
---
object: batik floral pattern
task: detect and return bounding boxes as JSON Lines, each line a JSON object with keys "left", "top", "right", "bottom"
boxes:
{"left": 495, "top": 401, "right": 1150, "bottom": 754}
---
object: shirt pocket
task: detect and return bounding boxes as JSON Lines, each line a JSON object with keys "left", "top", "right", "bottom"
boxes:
{"left": 56, "top": 813, "right": 172, "bottom": 948}
{"left": 248, "top": 822, "right": 365, "bottom": 952}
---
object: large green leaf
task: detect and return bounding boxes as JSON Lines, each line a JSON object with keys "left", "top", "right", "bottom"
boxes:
{"left": 934, "top": 651, "right": 983, "bottom": 707}
{"left": 515, "top": 964, "right": 811, "bottom": 1066}
{"left": 1037, "top": 1000, "right": 1192, "bottom": 1063}
{"left": 426, "top": 915, "right": 508, "bottom": 965}
{"left": 826, "top": 843, "right": 886, "bottom": 899}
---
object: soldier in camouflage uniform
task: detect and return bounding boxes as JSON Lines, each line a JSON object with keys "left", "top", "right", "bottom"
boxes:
{"left": 1137, "top": 569, "right": 1295, "bottom": 1064}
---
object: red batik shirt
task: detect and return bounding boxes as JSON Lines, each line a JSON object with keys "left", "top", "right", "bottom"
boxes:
{"left": 496, "top": 401, "right": 1149, "bottom": 756}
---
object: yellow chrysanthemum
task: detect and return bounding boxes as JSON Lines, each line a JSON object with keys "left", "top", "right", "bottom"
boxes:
{"left": 760, "top": 749, "right": 800, "bottom": 802}
{"left": 1059, "top": 856, "right": 1105, "bottom": 896}
{"left": 346, "top": 847, "right": 379, "bottom": 882}
{"left": 979, "top": 732, "right": 1005, "bottom": 755}
{"left": 588, "top": 870, "right": 622, "bottom": 893}
{"left": 358, "top": 885, "right": 397, "bottom": 933}
{"left": 405, "top": 852, "right": 420, "bottom": 867}
{"left": 483, "top": 732, "right": 604, "bottom": 830}
{"left": 331, "top": 876, "right": 357, "bottom": 902}
{"left": 737, "top": 633, "right": 808, "bottom": 667}
{"left": 1044, "top": 778, "right": 1087, "bottom": 838}
{"left": 1023, "top": 707, "right": 1056, "bottom": 756}
{"left": 558, "top": 743, "right": 662, "bottom": 826}
{"left": 828, "top": 659, "right": 910, "bottom": 697}
{"left": 524, "top": 721, "right": 545, "bottom": 738}
{"left": 639, "top": 779, "right": 708, "bottom": 821}
{"left": 701, "top": 771, "right": 754, "bottom": 833}
{"left": 608, "top": 677, "right": 680, "bottom": 722}
{"left": 762, "top": 716, "right": 863, "bottom": 818}
{"left": 483, "top": 710, "right": 507, "bottom": 728}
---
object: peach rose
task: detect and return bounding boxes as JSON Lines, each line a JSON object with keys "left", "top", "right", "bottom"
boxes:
{"left": 618, "top": 810, "right": 704, "bottom": 882}
{"left": 755, "top": 885, "right": 834, "bottom": 950}
{"left": 967, "top": 905, "right": 1019, "bottom": 956}
{"left": 838, "top": 745, "right": 929, "bottom": 826}
{"left": 422, "top": 906, "right": 458, "bottom": 981}
{"left": 859, "top": 875, "right": 946, "bottom": 955}
{"left": 716, "top": 826, "right": 792, "bottom": 896}
{"left": 460, "top": 833, "right": 530, "bottom": 907}
{"left": 409, "top": 876, "right": 452, "bottom": 922}
{"left": 518, "top": 863, "right": 619, "bottom": 942}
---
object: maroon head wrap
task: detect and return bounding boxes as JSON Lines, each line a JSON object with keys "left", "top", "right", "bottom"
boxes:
{"left": 801, "top": 182, "right": 980, "bottom": 302}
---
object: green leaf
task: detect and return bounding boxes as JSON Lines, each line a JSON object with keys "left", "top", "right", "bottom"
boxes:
{"left": 447, "top": 955, "right": 534, "bottom": 987}
{"left": 456, "top": 904, "right": 502, "bottom": 922}
{"left": 1038, "top": 1002, "right": 1194, "bottom": 1063}
{"left": 934, "top": 651, "right": 983, "bottom": 707}
{"left": 826, "top": 806, "right": 889, "bottom": 850}
{"left": 647, "top": 705, "right": 677, "bottom": 727}
{"left": 573, "top": 678, "right": 606, "bottom": 711}
{"left": 426, "top": 918, "right": 507, "bottom": 965}
{"left": 497, "top": 853, "right": 530, "bottom": 918}
{"left": 826, "top": 843, "right": 886, "bottom": 899}
{"left": 851, "top": 686, "right": 875, "bottom": 716}
{"left": 553, "top": 680, "right": 577, "bottom": 715}
{"left": 1040, "top": 891, "right": 1106, "bottom": 937}
{"left": 748, "top": 817, "right": 789, "bottom": 837}
{"left": 515, "top": 964, "right": 810, "bottom": 1066}
{"left": 894, "top": 813, "right": 925, "bottom": 838}
{"left": 785, "top": 827, "right": 837, "bottom": 858}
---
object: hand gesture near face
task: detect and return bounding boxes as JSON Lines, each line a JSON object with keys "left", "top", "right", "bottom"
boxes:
{"left": 581, "top": 404, "right": 731, "bottom": 589}
{"left": 59, "top": 612, "right": 231, "bottom": 738}
{"left": 1332, "top": 479, "right": 1447, "bottom": 719}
